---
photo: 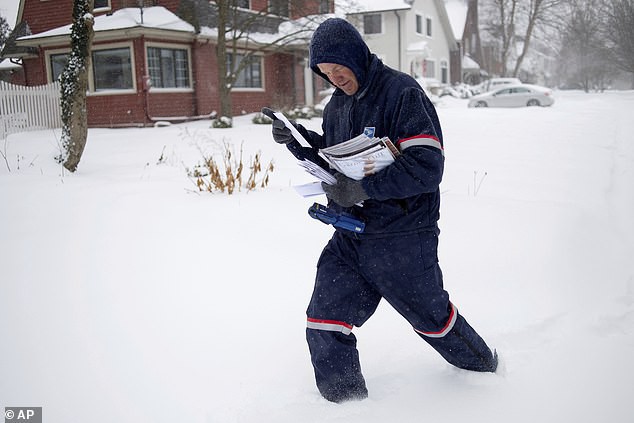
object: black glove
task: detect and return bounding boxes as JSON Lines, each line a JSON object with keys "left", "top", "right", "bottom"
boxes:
{"left": 322, "top": 173, "right": 370, "bottom": 207}
{"left": 261, "top": 107, "right": 295, "bottom": 144}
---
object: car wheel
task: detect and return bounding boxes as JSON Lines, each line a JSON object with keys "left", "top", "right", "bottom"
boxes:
{"left": 475, "top": 101, "right": 488, "bottom": 108}
{"left": 527, "top": 99, "right": 540, "bottom": 107}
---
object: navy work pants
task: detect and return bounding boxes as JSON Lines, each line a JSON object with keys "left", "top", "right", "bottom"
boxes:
{"left": 306, "top": 230, "right": 497, "bottom": 403}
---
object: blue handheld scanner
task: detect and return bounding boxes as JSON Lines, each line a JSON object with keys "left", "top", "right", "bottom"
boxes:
{"left": 308, "top": 203, "right": 365, "bottom": 233}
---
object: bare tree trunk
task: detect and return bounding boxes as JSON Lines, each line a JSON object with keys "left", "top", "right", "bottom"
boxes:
{"left": 603, "top": 0, "right": 634, "bottom": 80}
{"left": 64, "top": 39, "right": 93, "bottom": 172}
{"left": 209, "top": 0, "right": 321, "bottom": 122}
{"left": 468, "top": 0, "right": 485, "bottom": 67}
{"left": 216, "top": 0, "right": 233, "bottom": 120}
{"left": 60, "top": 0, "right": 94, "bottom": 172}
{"left": 512, "top": 0, "right": 561, "bottom": 78}
{"left": 512, "top": 0, "right": 541, "bottom": 77}
{"left": 500, "top": 0, "right": 517, "bottom": 76}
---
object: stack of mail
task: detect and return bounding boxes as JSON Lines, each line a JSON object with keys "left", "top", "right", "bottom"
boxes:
{"left": 319, "top": 134, "right": 399, "bottom": 180}
{"left": 293, "top": 134, "right": 399, "bottom": 198}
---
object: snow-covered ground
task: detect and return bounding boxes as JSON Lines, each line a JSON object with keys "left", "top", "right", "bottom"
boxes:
{"left": 1, "top": 90, "right": 633, "bottom": 422}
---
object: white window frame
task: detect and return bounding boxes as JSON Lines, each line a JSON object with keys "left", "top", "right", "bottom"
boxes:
{"left": 90, "top": 42, "right": 136, "bottom": 95}
{"left": 440, "top": 59, "right": 448, "bottom": 83}
{"left": 228, "top": 51, "right": 265, "bottom": 92}
{"left": 46, "top": 48, "right": 70, "bottom": 83}
{"left": 415, "top": 14, "right": 423, "bottom": 35}
{"left": 145, "top": 42, "right": 193, "bottom": 93}
{"left": 426, "top": 16, "right": 433, "bottom": 38}
{"left": 93, "top": 0, "right": 111, "bottom": 12}
{"left": 363, "top": 14, "right": 382, "bottom": 35}
{"left": 45, "top": 42, "right": 137, "bottom": 95}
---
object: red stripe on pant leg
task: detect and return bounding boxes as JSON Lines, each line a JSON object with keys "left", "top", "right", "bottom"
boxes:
{"left": 414, "top": 303, "right": 457, "bottom": 338}
{"left": 307, "top": 318, "right": 353, "bottom": 334}
{"left": 307, "top": 318, "right": 353, "bottom": 329}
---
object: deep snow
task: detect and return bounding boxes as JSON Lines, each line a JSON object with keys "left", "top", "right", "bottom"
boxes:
{"left": 1, "top": 91, "right": 633, "bottom": 423}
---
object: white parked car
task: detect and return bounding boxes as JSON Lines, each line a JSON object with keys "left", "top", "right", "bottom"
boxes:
{"left": 472, "top": 77, "right": 522, "bottom": 94}
{"left": 468, "top": 84, "right": 555, "bottom": 108}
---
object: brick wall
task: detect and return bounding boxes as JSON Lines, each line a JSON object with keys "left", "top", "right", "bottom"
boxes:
{"left": 265, "top": 53, "right": 304, "bottom": 109}
{"left": 21, "top": 0, "right": 183, "bottom": 35}
{"left": 21, "top": 54, "right": 46, "bottom": 85}
{"left": 86, "top": 93, "right": 146, "bottom": 126}
{"left": 22, "top": 0, "right": 74, "bottom": 35}
{"left": 191, "top": 41, "right": 218, "bottom": 115}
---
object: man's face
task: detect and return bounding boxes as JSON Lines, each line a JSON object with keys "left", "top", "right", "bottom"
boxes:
{"left": 317, "top": 63, "right": 359, "bottom": 96}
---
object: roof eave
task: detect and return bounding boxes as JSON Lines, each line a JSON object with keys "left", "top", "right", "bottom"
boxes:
{"left": 347, "top": 6, "right": 411, "bottom": 15}
{"left": 0, "top": 49, "right": 39, "bottom": 60}
{"left": 15, "top": 26, "right": 198, "bottom": 48}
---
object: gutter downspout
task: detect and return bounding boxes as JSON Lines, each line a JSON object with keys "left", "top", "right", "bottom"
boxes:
{"left": 393, "top": 10, "right": 402, "bottom": 71}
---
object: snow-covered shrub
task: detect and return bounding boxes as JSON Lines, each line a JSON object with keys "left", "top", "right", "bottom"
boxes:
{"left": 252, "top": 112, "right": 273, "bottom": 125}
{"left": 212, "top": 116, "right": 233, "bottom": 128}
{"left": 186, "top": 141, "right": 274, "bottom": 194}
{"left": 286, "top": 106, "right": 314, "bottom": 120}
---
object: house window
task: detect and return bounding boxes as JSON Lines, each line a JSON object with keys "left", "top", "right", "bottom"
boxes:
{"left": 50, "top": 53, "right": 69, "bottom": 82}
{"left": 424, "top": 59, "right": 435, "bottom": 78}
{"left": 318, "top": 0, "right": 330, "bottom": 14}
{"left": 228, "top": 53, "right": 262, "bottom": 89}
{"left": 236, "top": 0, "right": 250, "bottom": 8}
{"left": 441, "top": 60, "right": 448, "bottom": 83}
{"left": 268, "top": 0, "right": 289, "bottom": 17}
{"left": 92, "top": 47, "right": 133, "bottom": 91}
{"left": 147, "top": 47, "right": 190, "bottom": 88}
{"left": 363, "top": 14, "right": 381, "bottom": 35}
{"left": 426, "top": 17, "right": 432, "bottom": 37}
{"left": 94, "top": 0, "right": 110, "bottom": 10}
{"left": 416, "top": 14, "right": 423, "bottom": 34}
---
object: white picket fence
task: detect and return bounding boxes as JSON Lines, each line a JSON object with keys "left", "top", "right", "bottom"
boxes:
{"left": 0, "top": 80, "right": 62, "bottom": 140}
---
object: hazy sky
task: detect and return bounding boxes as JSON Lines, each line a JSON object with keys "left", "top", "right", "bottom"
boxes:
{"left": 0, "top": 0, "right": 18, "bottom": 28}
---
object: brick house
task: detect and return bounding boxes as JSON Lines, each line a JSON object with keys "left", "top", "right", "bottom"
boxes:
{"left": 2, "top": 0, "right": 333, "bottom": 127}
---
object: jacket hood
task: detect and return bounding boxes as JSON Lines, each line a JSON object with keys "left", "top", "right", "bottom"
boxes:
{"left": 309, "top": 18, "right": 372, "bottom": 91}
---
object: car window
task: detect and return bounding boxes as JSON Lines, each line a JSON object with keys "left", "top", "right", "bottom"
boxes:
{"left": 513, "top": 87, "right": 530, "bottom": 94}
{"left": 496, "top": 88, "right": 512, "bottom": 95}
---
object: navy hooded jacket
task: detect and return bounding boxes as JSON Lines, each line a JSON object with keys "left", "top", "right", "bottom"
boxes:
{"left": 288, "top": 18, "right": 445, "bottom": 237}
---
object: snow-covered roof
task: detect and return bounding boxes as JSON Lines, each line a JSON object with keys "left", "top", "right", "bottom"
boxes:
{"left": 444, "top": 0, "right": 468, "bottom": 39}
{"left": 15, "top": 6, "right": 322, "bottom": 49}
{"left": 462, "top": 54, "right": 480, "bottom": 69}
{"left": 18, "top": 6, "right": 195, "bottom": 41}
{"left": 195, "top": 13, "right": 329, "bottom": 47}
{"left": 349, "top": 0, "right": 412, "bottom": 14}
{"left": 0, "top": 58, "right": 22, "bottom": 70}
